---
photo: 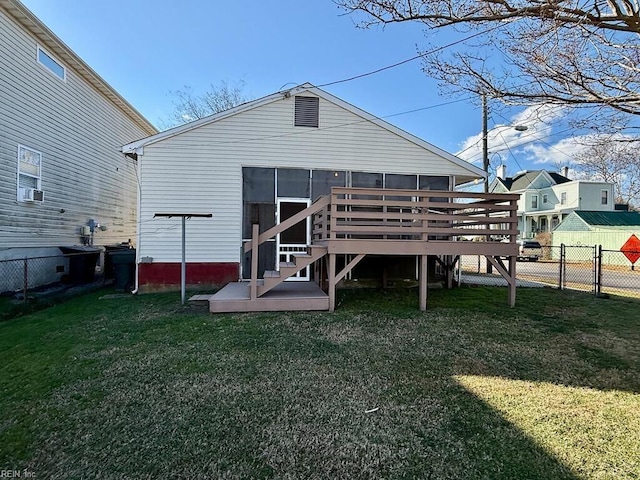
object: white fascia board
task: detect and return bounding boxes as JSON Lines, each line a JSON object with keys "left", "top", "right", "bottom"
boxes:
{"left": 121, "top": 81, "right": 485, "bottom": 181}
{"left": 121, "top": 90, "right": 288, "bottom": 154}
{"left": 300, "top": 85, "right": 486, "bottom": 179}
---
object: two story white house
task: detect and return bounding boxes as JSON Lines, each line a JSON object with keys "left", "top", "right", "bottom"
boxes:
{"left": 490, "top": 166, "right": 615, "bottom": 239}
{"left": 0, "top": 1, "right": 156, "bottom": 272}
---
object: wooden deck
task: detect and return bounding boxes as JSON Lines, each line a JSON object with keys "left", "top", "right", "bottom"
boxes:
{"left": 205, "top": 281, "right": 329, "bottom": 313}
{"left": 206, "top": 187, "right": 520, "bottom": 313}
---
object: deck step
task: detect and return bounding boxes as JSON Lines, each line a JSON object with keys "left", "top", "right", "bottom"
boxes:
{"left": 188, "top": 294, "right": 214, "bottom": 306}
{"left": 209, "top": 281, "right": 329, "bottom": 313}
{"left": 257, "top": 245, "right": 328, "bottom": 297}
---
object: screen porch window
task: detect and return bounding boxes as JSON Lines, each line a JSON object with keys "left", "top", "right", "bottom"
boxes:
{"left": 17, "top": 145, "right": 42, "bottom": 201}
{"left": 294, "top": 96, "right": 319, "bottom": 127}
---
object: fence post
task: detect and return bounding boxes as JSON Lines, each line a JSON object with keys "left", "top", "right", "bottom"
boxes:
{"left": 23, "top": 257, "right": 28, "bottom": 304}
{"left": 559, "top": 244, "right": 565, "bottom": 290}
{"left": 596, "top": 245, "right": 603, "bottom": 297}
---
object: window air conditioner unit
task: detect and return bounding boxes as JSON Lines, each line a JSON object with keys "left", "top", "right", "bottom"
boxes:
{"left": 21, "top": 188, "right": 44, "bottom": 202}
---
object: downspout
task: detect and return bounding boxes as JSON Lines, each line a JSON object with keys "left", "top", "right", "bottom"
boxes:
{"left": 132, "top": 151, "right": 141, "bottom": 294}
{"left": 123, "top": 149, "right": 142, "bottom": 294}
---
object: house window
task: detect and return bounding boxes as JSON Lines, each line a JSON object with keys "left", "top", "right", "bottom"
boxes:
{"left": 560, "top": 191, "right": 567, "bottom": 205}
{"left": 531, "top": 195, "right": 538, "bottom": 209}
{"left": 277, "top": 168, "right": 310, "bottom": 198}
{"left": 294, "top": 96, "right": 319, "bottom": 127}
{"left": 542, "top": 194, "right": 548, "bottom": 204}
{"left": 601, "top": 189, "right": 609, "bottom": 205}
{"left": 17, "top": 145, "right": 42, "bottom": 202}
{"left": 37, "top": 46, "right": 66, "bottom": 81}
{"left": 312, "top": 170, "right": 346, "bottom": 200}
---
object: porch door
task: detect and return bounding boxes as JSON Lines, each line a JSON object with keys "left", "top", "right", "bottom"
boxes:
{"left": 276, "top": 198, "right": 311, "bottom": 281}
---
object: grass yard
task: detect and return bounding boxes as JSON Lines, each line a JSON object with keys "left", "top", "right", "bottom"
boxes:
{"left": 1, "top": 286, "right": 639, "bottom": 479}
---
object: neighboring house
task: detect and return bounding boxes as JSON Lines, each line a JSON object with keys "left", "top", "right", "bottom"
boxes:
{"left": 490, "top": 166, "right": 615, "bottom": 239}
{"left": 0, "top": 0, "right": 156, "bottom": 285}
{"left": 553, "top": 210, "right": 640, "bottom": 266}
{"left": 122, "top": 83, "right": 489, "bottom": 292}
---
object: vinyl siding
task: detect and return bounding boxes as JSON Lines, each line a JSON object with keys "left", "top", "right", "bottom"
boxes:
{"left": 0, "top": 8, "right": 150, "bottom": 249}
{"left": 552, "top": 230, "right": 640, "bottom": 266}
{"left": 138, "top": 93, "right": 475, "bottom": 263}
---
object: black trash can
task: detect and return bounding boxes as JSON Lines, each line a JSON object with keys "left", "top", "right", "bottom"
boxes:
{"left": 59, "top": 246, "right": 101, "bottom": 284}
{"left": 109, "top": 249, "right": 136, "bottom": 292}
{"left": 104, "top": 244, "right": 132, "bottom": 279}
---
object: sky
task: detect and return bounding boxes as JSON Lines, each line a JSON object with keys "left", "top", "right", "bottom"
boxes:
{"left": 20, "top": 0, "right": 592, "bottom": 180}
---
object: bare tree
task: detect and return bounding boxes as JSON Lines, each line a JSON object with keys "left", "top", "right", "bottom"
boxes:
{"left": 161, "top": 80, "right": 247, "bottom": 128}
{"left": 573, "top": 139, "right": 640, "bottom": 208}
{"left": 336, "top": 1, "right": 640, "bottom": 121}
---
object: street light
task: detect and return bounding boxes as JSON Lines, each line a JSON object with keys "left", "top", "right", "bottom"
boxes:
{"left": 481, "top": 95, "right": 528, "bottom": 274}
{"left": 481, "top": 95, "right": 528, "bottom": 193}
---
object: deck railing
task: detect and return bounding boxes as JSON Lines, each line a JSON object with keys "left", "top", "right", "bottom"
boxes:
{"left": 313, "top": 187, "right": 519, "bottom": 242}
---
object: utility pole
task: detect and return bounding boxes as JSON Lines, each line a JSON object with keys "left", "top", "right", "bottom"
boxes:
{"left": 482, "top": 94, "right": 489, "bottom": 193}
{"left": 482, "top": 94, "right": 492, "bottom": 273}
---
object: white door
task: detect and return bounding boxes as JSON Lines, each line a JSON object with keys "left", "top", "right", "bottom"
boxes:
{"left": 276, "top": 198, "right": 311, "bottom": 281}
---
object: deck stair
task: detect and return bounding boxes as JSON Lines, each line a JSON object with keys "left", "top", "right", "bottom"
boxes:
{"left": 205, "top": 187, "right": 520, "bottom": 313}
{"left": 258, "top": 245, "right": 327, "bottom": 296}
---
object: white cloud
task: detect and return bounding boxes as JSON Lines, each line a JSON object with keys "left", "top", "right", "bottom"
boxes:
{"left": 456, "top": 105, "right": 566, "bottom": 163}
{"left": 522, "top": 137, "right": 589, "bottom": 166}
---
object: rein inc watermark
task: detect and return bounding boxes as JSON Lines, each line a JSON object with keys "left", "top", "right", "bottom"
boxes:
{"left": 0, "top": 470, "right": 36, "bottom": 478}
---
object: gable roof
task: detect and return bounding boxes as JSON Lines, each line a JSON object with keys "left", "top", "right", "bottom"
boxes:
{"left": 573, "top": 210, "right": 640, "bottom": 227}
{"left": 121, "top": 82, "right": 485, "bottom": 180}
{"left": 0, "top": 0, "right": 157, "bottom": 136}
{"left": 496, "top": 170, "right": 571, "bottom": 191}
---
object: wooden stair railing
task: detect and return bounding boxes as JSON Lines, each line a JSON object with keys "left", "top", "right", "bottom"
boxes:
{"left": 244, "top": 196, "right": 330, "bottom": 254}
{"left": 244, "top": 196, "right": 330, "bottom": 300}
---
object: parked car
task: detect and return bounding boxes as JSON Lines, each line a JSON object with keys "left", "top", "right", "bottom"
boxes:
{"left": 517, "top": 240, "right": 542, "bottom": 261}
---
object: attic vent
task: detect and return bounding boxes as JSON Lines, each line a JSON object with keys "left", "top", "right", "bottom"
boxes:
{"left": 294, "top": 96, "right": 319, "bottom": 127}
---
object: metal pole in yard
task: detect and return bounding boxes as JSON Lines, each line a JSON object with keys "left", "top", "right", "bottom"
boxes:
{"left": 153, "top": 213, "right": 213, "bottom": 305}
{"left": 23, "top": 258, "right": 28, "bottom": 304}
{"left": 596, "top": 245, "right": 603, "bottom": 296}
{"left": 559, "top": 244, "right": 565, "bottom": 290}
{"left": 181, "top": 216, "right": 186, "bottom": 305}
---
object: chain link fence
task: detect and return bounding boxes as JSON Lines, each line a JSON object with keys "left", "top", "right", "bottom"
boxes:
{"left": 0, "top": 251, "right": 104, "bottom": 305}
{"left": 459, "top": 244, "right": 640, "bottom": 299}
{"left": 598, "top": 248, "right": 640, "bottom": 299}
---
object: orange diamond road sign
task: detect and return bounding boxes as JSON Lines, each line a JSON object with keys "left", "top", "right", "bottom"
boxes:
{"left": 621, "top": 234, "right": 640, "bottom": 264}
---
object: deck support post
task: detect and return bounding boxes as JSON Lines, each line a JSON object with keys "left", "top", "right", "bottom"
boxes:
{"left": 487, "top": 255, "right": 518, "bottom": 308}
{"left": 419, "top": 255, "right": 428, "bottom": 311}
{"left": 446, "top": 255, "right": 454, "bottom": 289}
{"left": 250, "top": 224, "right": 259, "bottom": 301}
{"left": 328, "top": 253, "right": 336, "bottom": 312}
{"left": 509, "top": 255, "right": 517, "bottom": 307}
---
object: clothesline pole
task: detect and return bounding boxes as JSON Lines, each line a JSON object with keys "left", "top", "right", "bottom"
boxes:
{"left": 153, "top": 213, "right": 213, "bottom": 304}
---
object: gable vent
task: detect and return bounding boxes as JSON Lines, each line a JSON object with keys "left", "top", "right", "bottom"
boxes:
{"left": 294, "top": 96, "right": 319, "bottom": 127}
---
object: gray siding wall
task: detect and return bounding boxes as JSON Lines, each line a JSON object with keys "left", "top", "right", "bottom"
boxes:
{"left": 138, "top": 93, "right": 473, "bottom": 263}
{"left": 0, "top": 9, "right": 149, "bottom": 251}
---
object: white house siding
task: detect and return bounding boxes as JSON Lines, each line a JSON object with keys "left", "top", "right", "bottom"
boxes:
{"left": 138, "top": 93, "right": 475, "bottom": 265}
{"left": 0, "top": 7, "right": 152, "bottom": 253}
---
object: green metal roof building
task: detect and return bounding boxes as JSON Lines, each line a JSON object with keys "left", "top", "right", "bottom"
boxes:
{"left": 553, "top": 211, "right": 640, "bottom": 265}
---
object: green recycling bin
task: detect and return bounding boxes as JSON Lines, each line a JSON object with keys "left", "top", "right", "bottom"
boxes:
{"left": 109, "top": 249, "right": 136, "bottom": 292}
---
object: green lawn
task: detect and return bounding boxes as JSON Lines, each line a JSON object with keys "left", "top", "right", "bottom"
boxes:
{"left": 1, "top": 286, "right": 639, "bottom": 479}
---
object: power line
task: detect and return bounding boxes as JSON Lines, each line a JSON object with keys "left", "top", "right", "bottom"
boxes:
{"left": 317, "top": 24, "right": 504, "bottom": 88}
